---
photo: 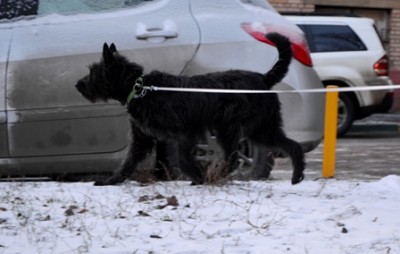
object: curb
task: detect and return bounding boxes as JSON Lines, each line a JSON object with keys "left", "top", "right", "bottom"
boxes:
{"left": 348, "top": 113, "right": 400, "bottom": 134}
{"left": 349, "top": 123, "right": 400, "bottom": 134}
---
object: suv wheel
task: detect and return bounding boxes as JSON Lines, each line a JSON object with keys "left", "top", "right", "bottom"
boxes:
{"left": 337, "top": 92, "right": 355, "bottom": 136}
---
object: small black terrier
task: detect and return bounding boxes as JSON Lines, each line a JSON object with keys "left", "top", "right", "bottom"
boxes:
{"left": 75, "top": 32, "right": 305, "bottom": 186}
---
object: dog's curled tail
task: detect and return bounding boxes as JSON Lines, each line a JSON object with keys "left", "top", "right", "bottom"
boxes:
{"left": 263, "top": 32, "right": 293, "bottom": 88}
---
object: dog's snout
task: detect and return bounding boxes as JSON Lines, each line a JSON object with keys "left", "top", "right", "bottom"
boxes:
{"left": 75, "top": 80, "right": 84, "bottom": 88}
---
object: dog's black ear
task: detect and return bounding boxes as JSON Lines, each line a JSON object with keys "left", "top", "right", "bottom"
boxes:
{"left": 102, "top": 42, "right": 115, "bottom": 66}
{"left": 103, "top": 42, "right": 109, "bottom": 53}
{"left": 109, "top": 43, "right": 117, "bottom": 53}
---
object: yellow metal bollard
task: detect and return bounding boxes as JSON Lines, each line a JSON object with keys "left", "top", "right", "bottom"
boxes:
{"left": 322, "top": 85, "right": 339, "bottom": 178}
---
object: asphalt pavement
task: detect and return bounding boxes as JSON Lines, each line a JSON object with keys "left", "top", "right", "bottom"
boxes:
{"left": 271, "top": 113, "right": 400, "bottom": 182}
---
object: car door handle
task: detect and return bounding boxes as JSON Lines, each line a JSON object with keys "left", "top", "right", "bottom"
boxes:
{"left": 136, "top": 29, "right": 178, "bottom": 40}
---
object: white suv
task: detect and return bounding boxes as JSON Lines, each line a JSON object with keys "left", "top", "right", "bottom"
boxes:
{"left": 286, "top": 15, "right": 394, "bottom": 136}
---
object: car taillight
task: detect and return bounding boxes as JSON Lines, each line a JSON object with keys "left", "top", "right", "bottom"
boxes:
{"left": 241, "top": 22, "right": 313, "bottom": 67}
{"left": 374, "top": 55, "right": 389, "bottom": 76}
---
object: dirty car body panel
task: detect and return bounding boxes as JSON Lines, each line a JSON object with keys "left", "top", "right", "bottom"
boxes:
{"left": 0, "top": 0, "right": 324, "bottom": 177}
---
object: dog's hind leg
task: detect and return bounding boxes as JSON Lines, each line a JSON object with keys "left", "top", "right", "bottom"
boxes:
{"left": 249, "top": 128, "right": 305, "bottom": 185}
{"left": 278, "top": 136, "right": 305, "bottom": 184}
{"left": 94, "top": 124, "right": 156, "bottom": 186}
{"left": 251, "top": 145, "right": 275, "bottom": 180}
{"left": 214, "top": 125, "right": 241, "bottom": 177}
{"left": 177, "top": 139, "right": 204, "bottom": 185}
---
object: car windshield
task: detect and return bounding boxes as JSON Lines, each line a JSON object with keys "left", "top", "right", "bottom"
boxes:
{"left": 0, "top": 0, "right": 151, "bottom": 21}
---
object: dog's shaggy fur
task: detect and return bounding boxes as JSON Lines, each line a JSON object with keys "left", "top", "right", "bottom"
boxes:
{"left": 75, "top": 32, "right": 305, "bottom": 186}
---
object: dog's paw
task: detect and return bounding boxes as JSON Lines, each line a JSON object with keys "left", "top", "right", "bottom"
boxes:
{"left": 94, "top": 179, "right": 108, "bottom": 186}
{"left": 251, "top": 170, "right": 271, "bottom": 180}
{"left": 190, "top": 177, "right": 205, "bottom": 186}
{"left": 190, "top": 180, "right": 205, "bottom": 186}
{"left": 93, "top": 175, "right": 125, "bottom": 186}
{"left": 291, "top": 173, "right": 305, "bottom": 185}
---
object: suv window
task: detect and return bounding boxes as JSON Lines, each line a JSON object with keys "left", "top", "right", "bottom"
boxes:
{"left": 0, "top": 0, "right": 153, "bottom": 21}
{"left": 299, "top": 24, "right": 367, "bottom": 53}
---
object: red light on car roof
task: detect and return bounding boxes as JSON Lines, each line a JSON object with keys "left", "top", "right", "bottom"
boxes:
{"left": 374, "top": 55, "right": 389, "bottom": 77}
{"left": 241, "top": 23, "right": 313, "bottom": 67}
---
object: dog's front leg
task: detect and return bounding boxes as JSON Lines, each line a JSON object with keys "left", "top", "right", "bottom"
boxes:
{"left": 154, "top": 141, "right": 180, "bottom": 180}
{"left": 94, "top": 124, "right": 155, "bottom": 186}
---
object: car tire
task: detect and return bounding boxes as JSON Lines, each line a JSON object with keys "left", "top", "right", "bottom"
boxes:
{"left": 337, "top": 92, "right": 355, "bottom": 137}
{"left": 195, "top": 133, "right": 274, "bottom": 180}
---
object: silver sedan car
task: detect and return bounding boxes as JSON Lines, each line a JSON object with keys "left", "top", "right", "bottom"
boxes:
{"left": 0, "top": 0, "right": 324, "bottom": 179}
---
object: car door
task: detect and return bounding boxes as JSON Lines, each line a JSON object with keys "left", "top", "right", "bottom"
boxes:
{"left": 185, "top": 0, "right": 292, "bottom": 75}
{"left": 5, "top": 0, "right": 199, "bottom": 158}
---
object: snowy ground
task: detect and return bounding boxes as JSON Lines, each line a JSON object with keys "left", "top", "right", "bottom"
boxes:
{"left": 1, "top": 176, "right": 400, "bottom": 254}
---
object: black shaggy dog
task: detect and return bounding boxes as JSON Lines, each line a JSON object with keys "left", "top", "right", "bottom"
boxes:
{"left": 75, "top": 32, "right": 305, "bottom": 186}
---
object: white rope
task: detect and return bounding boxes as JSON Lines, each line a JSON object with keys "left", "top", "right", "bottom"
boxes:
{"left": 144, "top": 84, "right": 400, "bottom": 94}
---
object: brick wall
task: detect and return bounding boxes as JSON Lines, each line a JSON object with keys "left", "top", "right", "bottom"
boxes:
{"left": 389, "top": 10, "right": 400, "bottom": 111}
{"left": 269, "top": 0, "right": 314, "bottom": 12}
{"left": 390, "top": 10, "right": 400, "bottom": 71}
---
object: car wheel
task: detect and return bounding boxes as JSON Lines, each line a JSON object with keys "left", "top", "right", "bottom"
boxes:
{"left": 195, "top": 132, "right": 274, "bottom": 179}
{"left": 337, "top": 92, "right": 355, "bottom": 137}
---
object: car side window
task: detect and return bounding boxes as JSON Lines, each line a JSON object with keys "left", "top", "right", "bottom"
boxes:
{"left": 38, "top": 0, "right": 154, "bottom": 15}
{"left": 0, "top": 0, "right": 154, "bottom": 21}
{"left": 299, "top": 24, "right": 367, "bottom": 53}
{"left": 0, "top": 0, "right": 39, "bottom": 20}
